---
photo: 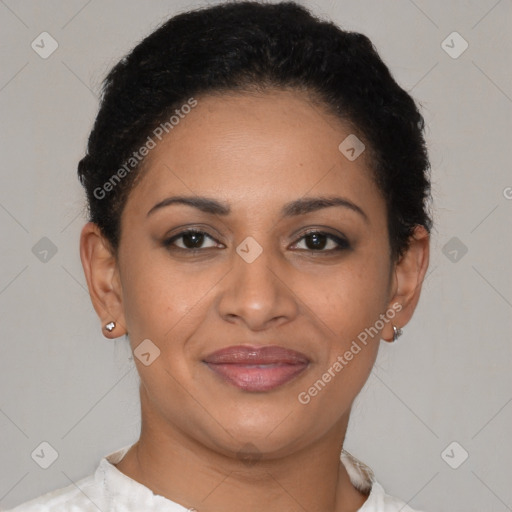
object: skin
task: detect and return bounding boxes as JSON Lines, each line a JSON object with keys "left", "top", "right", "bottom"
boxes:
{"left": 80, "top": 88, "right": 430, "bottom": 512}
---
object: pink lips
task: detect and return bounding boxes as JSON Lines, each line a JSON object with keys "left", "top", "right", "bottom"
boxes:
{"left": 203, "top": 345, "right": 310, "bottom": 392}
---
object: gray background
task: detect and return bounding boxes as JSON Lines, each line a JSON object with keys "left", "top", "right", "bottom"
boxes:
{"left": 1, "top": 0, "right": 511, "bottom": 510}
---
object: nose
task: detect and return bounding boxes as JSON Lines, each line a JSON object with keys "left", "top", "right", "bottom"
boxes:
{"left": 216, "top": 242, "right": 299, "bottom": 332}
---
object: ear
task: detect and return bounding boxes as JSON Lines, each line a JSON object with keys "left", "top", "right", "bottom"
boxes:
{"left": 381, "top": 225, "right": 430, "bottom": 342}
{"left": 79, "top": 222, "right": 127, "bottom": 338}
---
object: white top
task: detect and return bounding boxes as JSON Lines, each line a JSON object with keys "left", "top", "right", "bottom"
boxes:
{"left": 6, "top": 445, "right": 423, "bottom": 511}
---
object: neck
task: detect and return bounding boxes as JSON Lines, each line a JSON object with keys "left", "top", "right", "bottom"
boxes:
{"left": 115, "top": 388, "right": 368, "bottom": 512}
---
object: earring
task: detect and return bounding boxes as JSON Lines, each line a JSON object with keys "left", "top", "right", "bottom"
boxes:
{"left": 392, "top": 324, "right": 403, "bottom": 342}
{"left": 105, "top": 321, "right": 116, "bottom": 332}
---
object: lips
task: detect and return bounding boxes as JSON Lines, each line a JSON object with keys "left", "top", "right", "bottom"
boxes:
{"left": 203, "top": 345, "right": 310, "bottom": 392}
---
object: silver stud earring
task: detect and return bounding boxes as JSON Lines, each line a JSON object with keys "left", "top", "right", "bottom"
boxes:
{"left": 105, "top": 321, "right": 116, "bottom": 332}
{"left": 392, "top": 325, "right": 403, "bottom": 342}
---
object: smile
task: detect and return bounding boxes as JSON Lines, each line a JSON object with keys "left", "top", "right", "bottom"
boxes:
{"left": 203, "top": 345, "right": 310, "bottom": 392}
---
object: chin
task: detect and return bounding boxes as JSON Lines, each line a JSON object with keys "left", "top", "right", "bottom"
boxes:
{"left": 203, "top": 410, "right": 320, "bottom": 460}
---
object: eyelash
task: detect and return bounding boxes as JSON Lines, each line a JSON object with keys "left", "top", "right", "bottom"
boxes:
{"left": 162, "top": 229, "right": 350, "bottom": 254}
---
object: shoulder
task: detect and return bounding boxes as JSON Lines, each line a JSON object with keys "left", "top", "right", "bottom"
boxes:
{"left": 3, "top": 473, "right": 99, "bottom": 512}
{"left": 340, "top": 451, "right": 425, "bottom": 512}
{"left": 359, "top": 480, "right": 424, "bottom": 512}
{"left": 3, "top": 445, "right": 134, "bottom": 512}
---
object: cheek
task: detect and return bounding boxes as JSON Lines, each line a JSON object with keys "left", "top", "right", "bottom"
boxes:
{"left": 294, "top": 253, "right": 389, "bottom": 338}
{"left": 291, "top": 252, "right": 388, "bottom": 397}
{"left": 120, "top": 251, "right": 217, "bottom": 346}
{"left": 119, "top": 249, "right": 177, "bottom": 337}
{"left": 296, "top": 269, "right": 384, "bottom": 418}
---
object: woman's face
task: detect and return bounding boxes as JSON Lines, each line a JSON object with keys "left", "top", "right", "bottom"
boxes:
{"left": 90, "top": 89, "right": 415, "bottom": 458}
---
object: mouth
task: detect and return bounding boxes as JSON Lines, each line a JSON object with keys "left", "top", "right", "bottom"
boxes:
{"left": 203, "top": 345, "right": 310, "bottom": 392}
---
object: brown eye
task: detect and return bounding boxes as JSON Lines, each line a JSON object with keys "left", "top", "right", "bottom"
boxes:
{"left": 292, "top": 231, "right": 350, "bottom": 252}
{"left": 163, "top": 230, "right": 220, "bottom": 250}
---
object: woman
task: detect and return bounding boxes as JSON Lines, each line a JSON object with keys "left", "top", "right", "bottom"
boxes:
{"left": 9, "top": 1, "right": 432, "bottom": 510}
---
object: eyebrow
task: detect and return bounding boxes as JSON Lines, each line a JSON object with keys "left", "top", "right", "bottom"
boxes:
{"left": 147, "top": 195, "right": 369, "bottom": 224}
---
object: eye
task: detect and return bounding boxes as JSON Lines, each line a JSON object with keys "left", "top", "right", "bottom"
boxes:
{"left": 163, "top": 230, "right": 222, "bottom": 251}
{"left": 162, "top": 229, "right": 350, "bottom": 253}
{"left": 291, "top": 231, "right": 350, "bottom": 252}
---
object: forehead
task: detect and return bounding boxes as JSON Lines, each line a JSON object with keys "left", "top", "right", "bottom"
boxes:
{"left": 124, "top": 89, "right": 385, "bottom": 221}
